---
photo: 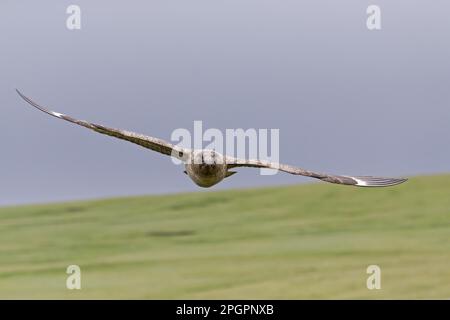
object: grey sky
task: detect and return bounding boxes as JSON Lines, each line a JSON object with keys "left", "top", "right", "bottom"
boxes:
{"left": 1, "top": 1, "right": 449, "bottom": 206}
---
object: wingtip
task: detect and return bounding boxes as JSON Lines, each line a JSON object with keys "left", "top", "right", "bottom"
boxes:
{"left": 353, "top": 176, "right": 408, "bottom": 187}
{"left": 15, "top": 88, "right": 31, "bottom": 103}
{"left": 15, "top": 88, "right": 24, "bottom": 98}
{"left": 386, "top": 177, "right": 408, "bottom": 186}
{"left": 15, "top": 89, "right": 63, "bottom": 119}
{"left": 16, "top": 88, "right": 35, "bottom": 107}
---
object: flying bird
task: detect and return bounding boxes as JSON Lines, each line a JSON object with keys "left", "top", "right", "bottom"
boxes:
{"left": 16, "top": 89, "right": 407, "bottom": 188}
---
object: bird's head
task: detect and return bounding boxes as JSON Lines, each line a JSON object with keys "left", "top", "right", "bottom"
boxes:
{"left": 191, "top": 149, "right": 225, "bottom": 166}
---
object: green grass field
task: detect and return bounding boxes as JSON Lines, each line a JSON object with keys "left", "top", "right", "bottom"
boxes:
{"left": 0, "top": 175, "right": 449, "bottom": 299}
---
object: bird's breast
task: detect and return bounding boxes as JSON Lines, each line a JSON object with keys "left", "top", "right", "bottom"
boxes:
{"left": 185, "top": 163, "right": 227, "bottom": 188}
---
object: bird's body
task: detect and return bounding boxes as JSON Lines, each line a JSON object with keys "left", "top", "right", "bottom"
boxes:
{"left": 185, "top": 150, "right": 228, "bottom": 187}
{"left": 16, "top": 89, "right": 407, "bottom": 189}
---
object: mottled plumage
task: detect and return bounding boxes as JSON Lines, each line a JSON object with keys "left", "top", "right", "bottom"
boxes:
{"left": 16, "top": 89, "right": 407, "bottom": 188}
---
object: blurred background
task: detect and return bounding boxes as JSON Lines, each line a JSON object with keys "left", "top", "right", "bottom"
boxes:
{"left": 1, "top": 0, "right": 449, "bottom": 206}
{"left": 0, "top": 0, "right": 450, "bottom": 300}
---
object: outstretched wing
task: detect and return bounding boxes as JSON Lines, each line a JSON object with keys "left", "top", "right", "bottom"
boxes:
{"left": 227, "top": 158, "right": 407, "bottom": 187}
{"left": 16, "top": 89, "right": 187, "bottom": 160}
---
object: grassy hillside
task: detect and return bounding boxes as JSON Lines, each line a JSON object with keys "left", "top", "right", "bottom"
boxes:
{"left": 0, "top": 175, "right": 449, "bottom": 299}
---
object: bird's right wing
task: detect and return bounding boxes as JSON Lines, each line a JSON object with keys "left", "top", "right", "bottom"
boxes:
{"left": 16, "top": 89, "right": 188, "bottom": 160}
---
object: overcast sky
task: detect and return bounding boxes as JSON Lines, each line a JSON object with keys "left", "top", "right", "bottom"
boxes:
{"left": 1, "top": 0, "right": 449, "bottom": 206}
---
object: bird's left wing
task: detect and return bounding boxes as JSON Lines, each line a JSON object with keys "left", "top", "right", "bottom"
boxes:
{"left": 16, "top": 89, "right": 187, "bottom": 160}
{"left": 227, "top": 157, "right": 407, "bottom": 187}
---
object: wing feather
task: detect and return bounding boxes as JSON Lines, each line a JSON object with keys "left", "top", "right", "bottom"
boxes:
{"left": 16, "top": 89, "right": 187, "bottom": 160}
{"left": 227, "top": 158, "right": 407, "bottom": 187}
